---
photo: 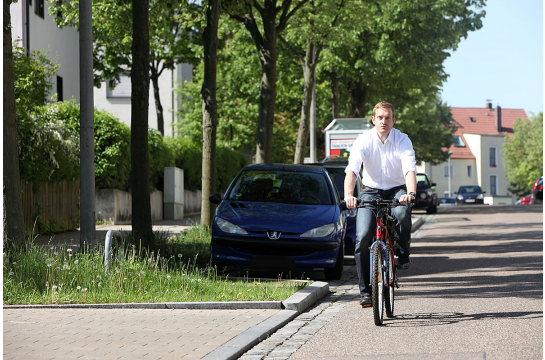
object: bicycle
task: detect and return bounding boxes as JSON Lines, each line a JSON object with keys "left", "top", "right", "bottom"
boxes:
{"left": 341, "top": 197, "right": 412, "bottom": 326}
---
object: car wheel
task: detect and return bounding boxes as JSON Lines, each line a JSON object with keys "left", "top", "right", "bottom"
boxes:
{"left": 324, "top": 240, "right": 344, "bottom": 281}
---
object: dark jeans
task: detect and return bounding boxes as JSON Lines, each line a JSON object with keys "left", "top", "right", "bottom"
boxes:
{"left": 354, "top": 185, "right": 412, "bottom": 296}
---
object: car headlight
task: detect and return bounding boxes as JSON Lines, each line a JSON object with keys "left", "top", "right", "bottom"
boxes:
{"left": 300, "top": 223, "right": 335, "bottom": 238}
{"left": 420, "top": 192, "right": 427, "bottom": 199}
{"left": 457, "top": 195, "right": 464, "bottom": 201}
{"left": 217, "top": 218, "right": 248, "bottom": 234}
{"left": 477, "top": 194, "right": 484, "bottom": 199}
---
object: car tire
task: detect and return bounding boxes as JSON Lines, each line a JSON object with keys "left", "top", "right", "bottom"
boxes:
{"left": 324, "top": 240, "right": 344, "bottom": 281}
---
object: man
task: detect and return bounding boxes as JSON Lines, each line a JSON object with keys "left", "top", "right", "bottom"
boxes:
{"left": 344, "top": 101, "right": 416, "bottom": 307}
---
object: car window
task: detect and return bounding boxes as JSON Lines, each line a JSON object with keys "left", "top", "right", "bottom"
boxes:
{"left": 416, "top": 174, "right": 430, "bottom": 189}
{"left": 227, "top": 170, "right": 333, "bottom": 205}
{"left": 323, "top": 168, "right": 358, "bottom": 199}
{"left": 459, "top": 186, "right": 482, "bottom": 194}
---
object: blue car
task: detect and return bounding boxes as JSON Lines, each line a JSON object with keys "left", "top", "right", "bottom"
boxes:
{"left": 209, "top": 164, "right": 346, "bottom": 280}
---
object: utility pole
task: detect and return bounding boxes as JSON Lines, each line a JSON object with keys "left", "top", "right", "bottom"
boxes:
{"left": 309, "top": 49, "right": 316, "bottom": 163}
{"left": 79, "top": 0, "right": 96, "bottom": 248}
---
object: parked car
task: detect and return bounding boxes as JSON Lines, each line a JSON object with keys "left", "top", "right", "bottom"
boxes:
{"left": 455, "top": 185, "right": 485, "bottom": 205}
{"left": 414, "top": 173, "right": 438, "bottom": 214}
{"left": 438, "top": 197, "right": 456, "bottom": 206}
{"left": 209, "top": 164, "right": 346, "bottom": 280}
{"left": 515, "top": 194, "right": 532, "bottom": 205}
{"left": 308, "top": 158, "right": 362, "bottom": 255}
{"left": 531, "top": 176, "right": 543, "bottom": 204}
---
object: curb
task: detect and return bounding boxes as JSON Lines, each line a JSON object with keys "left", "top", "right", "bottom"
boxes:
{"left": 411, "top": 216, "right": 424, "bottom": 232}
{"left": 202, "top": 281, "right": 329, "bottom": 360}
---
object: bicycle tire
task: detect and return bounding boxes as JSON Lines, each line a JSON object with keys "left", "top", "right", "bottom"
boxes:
{"left": 372, "top": 245, "right": 384, "bottom": 326}
{"left": 384, "top": 246, "right": 395, "bottom": 318}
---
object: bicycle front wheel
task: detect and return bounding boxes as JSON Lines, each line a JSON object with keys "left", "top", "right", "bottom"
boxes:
{"left": 372, "top": 245, "right": 384, "bottom": 326}
{"left": 384, "top": 246, "right": 395, "bottom": 318}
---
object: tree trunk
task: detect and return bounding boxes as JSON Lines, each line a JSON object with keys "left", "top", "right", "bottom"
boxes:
{"left": 3, "top": 0, "right": 26, "bottom": 246}
{"left": 151, "top": 69, "right": 164, "bottom": 135}
{"left": 255, "top": 4, "right": 277, "bottom": 164}
{"left": 329, "top": 67, "right": 340, "bottom": 119}
{"left": 293, "top": 40, "right": 315, "bottom": 164}
{"left": 350, "top": 82, "right": 369, "bottom": 118}
{"left": 131, "top": 0, "right": 153, "bottom": 247}
{"left": 201, "top": 0, "right": 220, "bottom": 227}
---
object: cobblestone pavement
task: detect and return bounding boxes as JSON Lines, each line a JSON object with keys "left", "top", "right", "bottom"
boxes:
{"left": 240, "top": 205, "right": 543, "bottom": 360}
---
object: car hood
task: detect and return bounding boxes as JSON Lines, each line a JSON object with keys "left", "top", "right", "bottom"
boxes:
{"left": 217, "top": 201, "right": 336, "bottom": 232}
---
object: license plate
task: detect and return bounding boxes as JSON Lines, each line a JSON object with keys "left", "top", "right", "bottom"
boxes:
{"left": 466, "top": 199, "right": 475, "bottom": 203}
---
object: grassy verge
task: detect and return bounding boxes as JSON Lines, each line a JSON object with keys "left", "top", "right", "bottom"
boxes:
{"left": 3, "top": 225, "right": 308, "bottom": 305}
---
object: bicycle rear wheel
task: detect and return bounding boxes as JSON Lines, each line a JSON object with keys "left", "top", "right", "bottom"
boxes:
{"left": 371, "top": 245, "right": 384, "bottom": 326}
{"left": 384, "top": 246, "right": 395, "bottom": 318}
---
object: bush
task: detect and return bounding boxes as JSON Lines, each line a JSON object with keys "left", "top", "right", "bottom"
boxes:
{"left": 167, "top": 137, "right": 203, "bottom": 192}
{"left": 60, "top": 101, "right": 132, "bottom": 190}
{"left": 216, "top": 146, "right": 248, "bottom": 192}
{"left": 18, "top": 104, "right": 80, "bottom": 182}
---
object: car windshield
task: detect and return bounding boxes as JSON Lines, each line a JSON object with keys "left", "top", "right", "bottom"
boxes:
{"left": 227, "top": 170, "right": 332, "bottom": 205}
{"left": 416, "top": 174, "right": 430, "bottom": 189}
{"left": 459, "top": 186, "right": 482, "bottom": 194}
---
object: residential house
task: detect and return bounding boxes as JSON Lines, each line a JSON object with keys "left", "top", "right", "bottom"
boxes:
{"left": 9, "top": 0, "right": 190, "bottom": 137}
{"left": 417, "top": 101, "right": 528, "bottom": 205}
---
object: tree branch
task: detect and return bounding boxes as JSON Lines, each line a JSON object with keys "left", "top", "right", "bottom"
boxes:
{"left": 278, "top": 35, "right": 305, "bottom": 67}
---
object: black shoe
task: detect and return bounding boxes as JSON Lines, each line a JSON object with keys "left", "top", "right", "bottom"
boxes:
{"left": 397, "top": 256, "right": 411, "bottom": 270}
{"left": 359, "top": 294, "right": 372, "bottom": 307}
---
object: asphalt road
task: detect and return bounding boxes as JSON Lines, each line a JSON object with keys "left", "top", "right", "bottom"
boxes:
{"left": 241, "top": 204, "right": 543, "bottom": 360}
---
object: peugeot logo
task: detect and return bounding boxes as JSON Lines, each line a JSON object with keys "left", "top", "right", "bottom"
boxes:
{"left": 267, "top": 231, "right": 281, "bottom": 239}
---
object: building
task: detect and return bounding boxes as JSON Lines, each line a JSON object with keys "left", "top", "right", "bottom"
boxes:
{"left": 417, "top": 101, "right": 528, "bottom": 205}
{"left": 9, "top": 0, "right": 189, "bottom": 137}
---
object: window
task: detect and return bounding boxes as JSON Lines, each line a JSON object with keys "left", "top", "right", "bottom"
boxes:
{"left": 107, "top": 75, "right": 131, "bottom": 98}
{"left": 467, "top": 165, "right": 473, "bottom": 178}
{"left": 56, "top": 76, "right": 63, "bottom": 101}
{"left": 444, "top": 164, "right": 454, "bottom": 179}
{"left": 489, "top": 147, "right": 497, "bottom": 167}
{"left": 490, "top": 175, "right": 498, "bottom": 196}
{"left": 35, "top": 0, "right": 44, "bottom": 18}
{"left": 453, "top": 136, "right": 465, "bottom": 147}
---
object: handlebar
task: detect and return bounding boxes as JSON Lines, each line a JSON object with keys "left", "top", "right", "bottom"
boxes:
{"left": 340, "top": 198, "right": 414, "bottom": 211}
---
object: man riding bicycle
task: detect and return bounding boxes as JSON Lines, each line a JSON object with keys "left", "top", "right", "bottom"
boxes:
{"left": 344, "top": 101, "right": 417, "bottom": 307}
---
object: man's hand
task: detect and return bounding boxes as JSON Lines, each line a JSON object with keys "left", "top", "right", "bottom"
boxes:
{"left": 344, "top": 195, "right": 358, "bottom": 209}
{"left": 399, "top": 193, "right": 415, "bottom": 204}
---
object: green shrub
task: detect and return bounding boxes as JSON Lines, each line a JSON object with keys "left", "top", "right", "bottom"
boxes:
{"left": 216, "top": 146, "right": 248, "bottom": 192}
{"left": 167, "top": 137, "right": 203, "bottom": 191}
{"left": 60, "top": 101, "right": 132, "bottom": 190}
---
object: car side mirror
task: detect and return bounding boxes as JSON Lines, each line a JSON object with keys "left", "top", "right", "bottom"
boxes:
{"left": 432, "top": 182, "right": 436, "bottom": 187}
{"left": 454, "top": 192, "right": 457, "bottom": 195}
{"left": 209, "top": 193, "right": 222, "bottom": 204}
{"left": 483, "top": 191, "right": 486, "bottom": 194}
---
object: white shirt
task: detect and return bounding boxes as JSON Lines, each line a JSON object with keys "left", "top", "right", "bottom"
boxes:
{"left": 345, "top": 127, "right": 416, "bottom": 190}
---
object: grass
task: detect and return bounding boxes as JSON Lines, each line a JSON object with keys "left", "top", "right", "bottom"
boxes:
{"left": 3, "top": 225, "right": 308, "bottom": 305}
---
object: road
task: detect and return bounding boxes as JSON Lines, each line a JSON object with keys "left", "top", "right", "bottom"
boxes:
{"left": 240, "top": 204, "right": 543, "bottom": 360}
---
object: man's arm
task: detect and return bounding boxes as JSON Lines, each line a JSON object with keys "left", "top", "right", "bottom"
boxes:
{"left": 344, "top": 171, "right": 358, "bottom": 209}
{"left": 399, "top": 170, "right": 416, "bottom": 204}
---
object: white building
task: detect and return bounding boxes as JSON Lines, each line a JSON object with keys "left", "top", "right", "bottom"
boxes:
{"left": 9, "top": 0, "right": 190, "bottom": 137}
{"left": 417, "top": 101, "right": 528, "bottom": 205}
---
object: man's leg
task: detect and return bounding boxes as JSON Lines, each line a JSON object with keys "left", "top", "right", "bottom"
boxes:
{"left": 390, "top": 187, "right": 412, "bottom": 268}
{"left": 354, "top": 188, "right": 379, "bottom": 304}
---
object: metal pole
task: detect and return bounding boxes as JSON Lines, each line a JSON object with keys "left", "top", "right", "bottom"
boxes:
{"left": 79, "top": 0, "right": 95, "bottom": 248}
{"left": 448, "top": 155, "right": 452, "bottom": 197}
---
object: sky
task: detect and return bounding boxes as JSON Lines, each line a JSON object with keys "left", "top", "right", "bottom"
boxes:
{"left": 440, "top": 0, "right": 543, "bottom": 116}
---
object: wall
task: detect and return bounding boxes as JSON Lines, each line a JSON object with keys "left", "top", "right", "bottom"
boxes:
{"left": 96, "top": 189, "right": 163, "bottom": 225}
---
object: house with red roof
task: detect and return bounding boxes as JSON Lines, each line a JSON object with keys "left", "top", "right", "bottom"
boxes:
{"left": 417, "top": 101, "right": 529, "bottom": 205}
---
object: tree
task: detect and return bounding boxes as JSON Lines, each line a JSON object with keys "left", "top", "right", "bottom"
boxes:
{"left": 131, "top": 0, "right": 153, "bottom": 247}
{"left": 278, "top": 0, "right": 349, "bottom": 163}
{"left": 4, "top": 0, "right": 26, "bottom": 246}
{"left": 201, "top": 0, "right": 221, "bottom": 227}
{"left": 504, "top": 113, "right": 543, "bottom": 197}
{"left": 324, "top": 0, "right": 486, "bottom": 118}
{"left": 49, "top": 0, "right": 201, "bottom": 135}
{"left": 225, "top": 0, "right": 309, "bottom": 163}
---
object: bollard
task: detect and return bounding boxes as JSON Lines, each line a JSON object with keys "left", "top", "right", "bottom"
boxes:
{"left": 104, "top": 230, "right": 124, "bottom": 274}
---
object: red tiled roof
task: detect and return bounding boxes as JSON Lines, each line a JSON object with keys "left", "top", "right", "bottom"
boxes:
{"left": 446, "top": 106, "right": 528, "bottom": 159}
